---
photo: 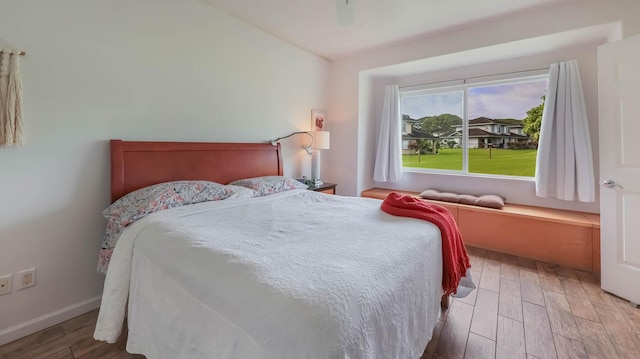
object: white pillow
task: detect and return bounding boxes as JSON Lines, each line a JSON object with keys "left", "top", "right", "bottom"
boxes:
{"left": 227, "top": 185, "right": 258, "bottom": 199}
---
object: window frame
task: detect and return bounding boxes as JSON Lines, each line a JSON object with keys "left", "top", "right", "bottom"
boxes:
{"left": 399, "top": 72, "right": 548, "bottom": 180}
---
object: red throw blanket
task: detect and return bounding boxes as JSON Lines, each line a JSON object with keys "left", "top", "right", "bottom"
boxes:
{"left": 381, "top": 192, "right": 471, "bottom": 295}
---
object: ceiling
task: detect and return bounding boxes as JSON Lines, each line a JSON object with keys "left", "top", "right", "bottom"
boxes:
{"left": 200, "top": 0, "right": 572, "bottom": 60}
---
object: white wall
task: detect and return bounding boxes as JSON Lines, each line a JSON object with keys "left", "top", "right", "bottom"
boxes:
{"left": 327, "top": 0, "right": 640, "bottom": 214}
{"left": 0, "top": 0, "right": 329, "bottom": 344}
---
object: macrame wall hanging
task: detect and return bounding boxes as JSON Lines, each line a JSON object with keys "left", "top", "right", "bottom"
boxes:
{"left": 0, "top": 47, "right": 25, "bottom": 146}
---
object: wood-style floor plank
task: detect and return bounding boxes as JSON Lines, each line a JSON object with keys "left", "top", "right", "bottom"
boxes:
{"left": 592, "top": 303, "right": 640, "bottom": 359}
{"left": 480, "top": 260, "right": 501, "bottom": 294}
{"left": 468, "top": 247, "right": 486, "bottom": 273}
{"left": 555, "top": 266, "right": 580, "bottom": 283}
{"left": 543, "top": 290, "right": 581, "bottom": 341}
{"left": 496, "top": 315, "right": 526, "bottom": 359}
{"left": 500, "top": 253, "right": 520, "bottom": 282}
{"left": 536, "top": 262, "right": 564, "bottom": 294}
{"left": 61, "top": 310, "right": 99, "bottom": 335}
{"left": 470, "top": 289, "right": 499, "bottom": 340}
{"left": 464, "top": 332, "right": 496, "bottom": 359}
{"left": 0, "top": 325, "right": 65, "bottom": 358}
{"left": 523, "top": 301, "right": 557, "bottom": 359}
{"left": 520, "top": 269, "right": 545, "bottom": 306}
{"left": 553, "top": 334, "right": 588, "bottom": 359}
{"left": 559, "top": 278, "right": 587, "bottom": 298}
{"left": 484, "top": 250, "right": 503, "bottom": 263}
{"left": 46, "top": 348, "right": 75, "bottom": 359}
{"left": 11, "top": 325, "right": 95, "bottom": 359}
{"left": 573, "top": 270, "right": 597, "bottom": 284}
{"left": 435, "top": 300, "right": 474, "bottom": 359}
{"left": 518, "top": 257, "right": 538, "bottom": 272}
{"left": 565, "top": 291, "right": 600, "bottom": 322}
{"left": 581, "top": 279, "right": 616, "bottom": 308}
{"left": 76, "top": 338, "right": 126, "bottom": 359}
{"left": 612, "top": 296, "right": 640, "bottom": 335}
{"left": 575, "top": 316, "right": 620, "bottom": 359}
{"left": 498, "top": 278, "right": 523, "bottom": 321}
{"left": 69, "top": 334, "right": 108, "bottom": 358}
{"left": 2, "top": 246, "right": 639, "bottom": 359}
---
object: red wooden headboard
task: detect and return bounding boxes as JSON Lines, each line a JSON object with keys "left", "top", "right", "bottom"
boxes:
{"left": 110, "top": 140, "right": 283, "bottom": 202}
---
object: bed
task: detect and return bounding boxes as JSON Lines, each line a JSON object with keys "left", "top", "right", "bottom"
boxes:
{"left": 94, "top": 140, "right": 445, "bottom": 359}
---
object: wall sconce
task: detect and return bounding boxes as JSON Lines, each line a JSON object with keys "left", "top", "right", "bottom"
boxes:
{"left": 310, "top": 131, "right": 330, "bottom": 186}
{"left": 268, "top": 131, "right": 313, "bottom": 155}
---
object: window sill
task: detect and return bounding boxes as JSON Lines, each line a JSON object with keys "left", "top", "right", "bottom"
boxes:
{"left": 401, "top": 168, "right": 535, "bottom": 182}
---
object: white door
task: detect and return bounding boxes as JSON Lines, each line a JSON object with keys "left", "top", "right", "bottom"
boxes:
{"left": 598, "top": 34, "right": 640, "bottom": 304}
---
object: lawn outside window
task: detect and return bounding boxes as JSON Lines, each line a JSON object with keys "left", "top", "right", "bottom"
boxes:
{"left": 400, "top": 73, "right": 548, "bottom": 178}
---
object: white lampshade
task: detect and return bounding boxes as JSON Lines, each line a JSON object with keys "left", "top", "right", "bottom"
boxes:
{"left": 313, "top": 131, "right": 330, "bottom": 150}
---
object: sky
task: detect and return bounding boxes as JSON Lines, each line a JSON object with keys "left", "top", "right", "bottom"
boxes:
{"left": 401, "top": 79, "right": 548, "bottom": 120}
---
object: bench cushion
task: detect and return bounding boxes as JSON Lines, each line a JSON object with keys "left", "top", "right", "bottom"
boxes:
{"left": 419, "top": 188, "right": 505, "bottom": 209}
{"left": 475, "top": 195, "right": 505, "bottom": 209}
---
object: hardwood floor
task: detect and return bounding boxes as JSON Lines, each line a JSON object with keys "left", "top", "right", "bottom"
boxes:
{"left": 1, "top": 246, "right": 638, "bottom": 359}
{"left": 0, "top": 310, "right": 142, "bottom": 359}
{"left": 422, "top": 247, "right": 640, "bottom": 359}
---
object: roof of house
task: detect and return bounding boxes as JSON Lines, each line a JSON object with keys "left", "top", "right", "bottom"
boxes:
{"left": 468, "top": 128, "right": 499, "bottom": 137}
{"left": 468, "top": 117, "right": 523, "bottom": 127}
{"left": 508, "top": 132, "right": 529, "bottom": 139}
{"left": 444, "top": 128, "right": 531, "bottom": 139}
{"left": 402, "top": 132, "right": 439, "bottom": 140}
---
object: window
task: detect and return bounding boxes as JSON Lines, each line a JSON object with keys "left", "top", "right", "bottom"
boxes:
{"left": 400, "top": 74, "right": 548, "bottom": 178}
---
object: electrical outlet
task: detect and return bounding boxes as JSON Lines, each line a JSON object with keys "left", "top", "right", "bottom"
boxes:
{"left": 0, "top": 274, "right": 12, "bottom": 295}
{"left": 18, "top": 268, "right": 36, "bottom": 289}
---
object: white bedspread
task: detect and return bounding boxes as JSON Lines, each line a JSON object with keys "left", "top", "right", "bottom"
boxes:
{"left": 95, "top": 190, "right": 443, "bottom": 359}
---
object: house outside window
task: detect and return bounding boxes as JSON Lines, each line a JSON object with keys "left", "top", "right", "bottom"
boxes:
{"left": 400, "top": 74, "right": 548, "bottom": 178}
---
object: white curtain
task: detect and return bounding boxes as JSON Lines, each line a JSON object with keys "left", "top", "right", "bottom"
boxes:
{"left": 0, "top": 48, "right": 25, "bottom": 146}
{"left": 373, "top": 84, "right": 402, "bottom": 182}
{"left": 535, "top": 60, "right": 595, "bottom": 202}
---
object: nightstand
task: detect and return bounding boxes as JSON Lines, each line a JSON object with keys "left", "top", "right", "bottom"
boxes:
{"left": 308, "top": 182, "right": 337, "bottom": 195}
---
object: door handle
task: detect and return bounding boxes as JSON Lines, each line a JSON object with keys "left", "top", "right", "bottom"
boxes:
{"left": 603, "top": 179, "right": 624, "bottom": 189}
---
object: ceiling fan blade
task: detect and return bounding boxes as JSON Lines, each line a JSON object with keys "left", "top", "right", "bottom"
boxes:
{"left": 336, "top": 0, "right": 354, "bottom": 26}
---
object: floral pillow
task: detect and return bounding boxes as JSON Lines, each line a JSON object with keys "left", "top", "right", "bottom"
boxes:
{"left": 229, "top": 176, "right": 308, "bottom": 197}
{"left": 98, "top": 180, "right": 250, "bottom": 273}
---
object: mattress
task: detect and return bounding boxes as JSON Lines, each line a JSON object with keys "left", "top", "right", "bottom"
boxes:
{"left": 95, "top": 190, "right": 443, "bottom": 359}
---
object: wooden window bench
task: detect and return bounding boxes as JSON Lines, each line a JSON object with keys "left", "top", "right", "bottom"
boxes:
{"left": 361, "top": 188, "right": 601, "bottom": 275}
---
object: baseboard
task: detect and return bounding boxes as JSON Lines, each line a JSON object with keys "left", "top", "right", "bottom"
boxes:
{"left": 0, "top": 295, "right": 102, "bottom": 346}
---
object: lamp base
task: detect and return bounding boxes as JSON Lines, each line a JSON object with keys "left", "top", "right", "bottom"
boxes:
{"left": 311, "top": 150, "right": 323, "bottom": 186}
